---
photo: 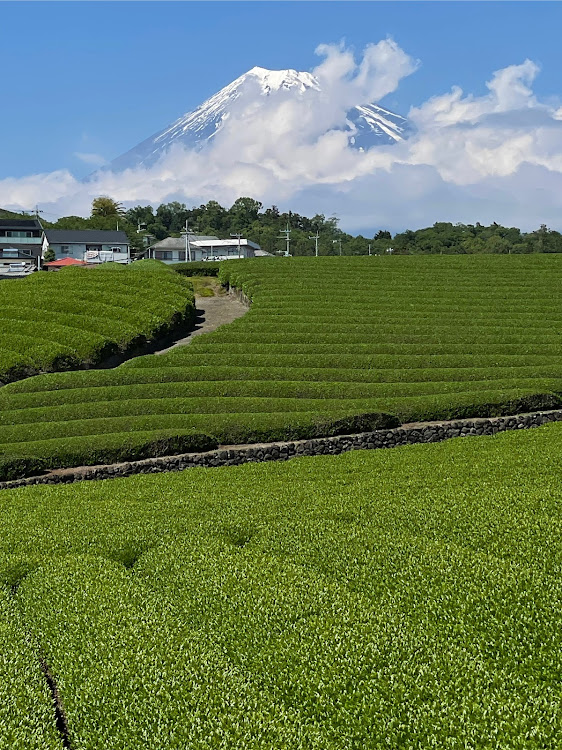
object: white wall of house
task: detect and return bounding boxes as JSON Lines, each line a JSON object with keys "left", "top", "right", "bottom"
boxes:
{"left": 47, "top": 242, "right": 130, "bottom": 264}
{"left": 151, "top": 239, "right": 259, "bottom": 264}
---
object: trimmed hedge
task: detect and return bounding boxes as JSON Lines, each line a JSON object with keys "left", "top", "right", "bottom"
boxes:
{"left": 171, "top": 261, "right": 221, "bottom": 277}
{"left": 0, "top": 456, "right": 48, "bottom": 482}
{"left": 0, "top": 264, "right": 195, "bottom": 384}
{"left": 4, "top": 425, "right": 562, "bottom": 744}
{"left": 3, "top": 255, "right": 562, "bottom": 471}
{"left": 0, "top": 429, "right": 218, "bottom": 477}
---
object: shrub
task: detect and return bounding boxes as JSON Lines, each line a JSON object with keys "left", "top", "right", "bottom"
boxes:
{"left": 172, "top": 261, "right": 220, "bottom": 277}
{"left": 3, "top": 255, "right": 562, "bottom": 473}
{"left": 0, "top": 456, "right": 48, "bottom": 482}
{"left": 0, "top": 264, "right": 195, "bottom": 384}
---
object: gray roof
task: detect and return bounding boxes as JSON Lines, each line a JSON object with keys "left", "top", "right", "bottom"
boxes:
{"left": 0, "top": 218, "right": 42, "bottom": 230}
{"left": 150, "top": 237, "right": 185, "bottom": 250}
{"left": 150, "top": 234, "right": 219, "bottom": 250}
{"left": 45, "top": 229, "right": 129, "bottom": 244}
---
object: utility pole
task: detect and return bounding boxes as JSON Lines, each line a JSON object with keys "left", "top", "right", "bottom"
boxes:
{"left": 333, "top": 238, "right": 342, "bottom": 256}
{"left": 230, "top": 232, "right": 243, "bottom": 259}
{"left": 278, "top": 223, "right": 291, "bottom": 256}
{"left": 23, "top": 207, "right": 44, "bottom": 219}
{"left": 182, "top": 221, "right": 198, "bottom": 262}
{"left": 368, "top": 244, "right": 371, "bottom": 256}
{"left": 309, "top": 230, "right": 320, "bottom": 257}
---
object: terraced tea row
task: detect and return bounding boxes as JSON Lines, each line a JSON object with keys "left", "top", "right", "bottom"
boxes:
{"left": 0, "top": 260, "right": 195, "bottom": 383}
{"left": 2, "top": 424, "right": 562, "bottom": 746}
{"left": 2, "top": 254, "right": 562, "bottom": 472}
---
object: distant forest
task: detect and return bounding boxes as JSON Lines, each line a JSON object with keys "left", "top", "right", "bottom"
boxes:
{"left": 2, "top": 198, "right": 562, "bottom": 255}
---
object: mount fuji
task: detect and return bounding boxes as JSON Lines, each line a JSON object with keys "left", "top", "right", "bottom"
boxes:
{"left": 104, "top": 66, "right": 409, "bottom": 173}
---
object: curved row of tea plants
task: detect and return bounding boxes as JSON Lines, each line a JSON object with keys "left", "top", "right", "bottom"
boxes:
{"left": 2, "top": 424, "right": 562, "bottom": 746}
{"left": 0, "top": 260, "right": 195, "bottom": 384}
{"left": 2, "top": 254, "right": 562, "bottom": 472}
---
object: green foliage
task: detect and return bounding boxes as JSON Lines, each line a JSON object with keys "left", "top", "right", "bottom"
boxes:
{"left": 171, "top": 261, "right": 220, "bottom": 276}
{"left": 47, "top": 196, "right": 562, "bottom": 257}
{"left": 0, "top": 456, "right": 48, "bottom": 482}
{"left": 0, "top": 588, "right": 62, "bottom": 747}
{"left": 128, "top": 259, "right": 170, "bottom": 272}
{"left": 3, "top": 425, "right": 562, "bottom": 744}
{"left": 391, "top": 220, "right": 562, "bottom": 255}
{"left": 2, "top": 255, "right": 562, "bottom": 472}
{"left": 0, "top": 429, "right": 216, "bottom": 473}
{"left": 91, "top": 196, "right": 125, "bottom": 218}
{"left": 0, "top": 264, "right": 195, "bottom": 385}
{"left": 42, "top": 247, "right": 56, "bottom": 263}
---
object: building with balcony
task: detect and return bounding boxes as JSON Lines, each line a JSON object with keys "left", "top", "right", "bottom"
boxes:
{"left": 0, "top": 218, "right": 44, "bottom": 273}
{"left": 43, "top": 230, "right": 130, "bottom": 264}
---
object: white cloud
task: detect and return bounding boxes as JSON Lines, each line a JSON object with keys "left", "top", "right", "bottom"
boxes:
{"left": 3, "top": 42, "right": 562, "bottom": 234}
{"left": 74, "top": 152, "right": 108, "bottom": 167}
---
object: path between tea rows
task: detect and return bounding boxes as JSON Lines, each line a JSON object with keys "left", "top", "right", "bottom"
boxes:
{"left": 155, "top": 292, "right": 249, "bottom": 355}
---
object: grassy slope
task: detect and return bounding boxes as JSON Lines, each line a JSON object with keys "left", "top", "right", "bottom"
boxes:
{"left": 1, "top": 424, "right": 562, "bottom": 746}
{"left": 0, "top": 260, "right": 195, "bottom": 384}
{"left": 2, "top": 254, "right": 562, "bottom": 468}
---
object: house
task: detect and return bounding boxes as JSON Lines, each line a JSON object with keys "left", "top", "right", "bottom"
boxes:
{"left": 43, "top": 230, "right": 130, "bottom": 264}
{"left": 148, "top": 234, "right": 261, "bottom": 263}
{"left": 0, "top": 218, "right": 44, "bottom": 273}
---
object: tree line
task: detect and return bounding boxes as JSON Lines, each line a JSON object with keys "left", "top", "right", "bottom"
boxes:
{"left": 3, "top": 198, "right": 562, "bottom": 255}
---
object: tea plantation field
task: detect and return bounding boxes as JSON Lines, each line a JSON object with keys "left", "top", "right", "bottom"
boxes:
{"left": 0, "top": 260, "right": 195, "bottom": 384}
{"left": 3, "top": 423, "right": 562, "bottom": 747}
{"left": 2, "top": 254, "right": 562, "bottom": 472}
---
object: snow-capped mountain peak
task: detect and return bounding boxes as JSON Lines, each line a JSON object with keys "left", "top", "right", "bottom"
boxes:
{"left": 102, "top": 66, "right": 408, "bottom": 173}
{"left": 245, "top": 66, "right": 320, "bottom": 94}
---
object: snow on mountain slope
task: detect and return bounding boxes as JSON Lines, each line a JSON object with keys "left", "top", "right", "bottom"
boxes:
{"left": 105, "top": 66, "right": 408, "bottom": 173}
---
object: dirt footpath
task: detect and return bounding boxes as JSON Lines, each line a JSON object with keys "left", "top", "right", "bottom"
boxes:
{"left": 155, "top": 291, "right": 248, "bottom": 355}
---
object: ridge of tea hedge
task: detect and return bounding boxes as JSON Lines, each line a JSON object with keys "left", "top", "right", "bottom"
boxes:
{"left": 0, "top": 262, "right": 195, "bottom": 384}
{"left": 3, "top": 423, "right": 562, "bottom": 745}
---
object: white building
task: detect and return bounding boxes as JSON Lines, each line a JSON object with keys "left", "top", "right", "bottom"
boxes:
{"left": 149, "top": 235, "right": 261, "bottom": 263}
{"left": 43, "top": 230, "right": 131, "bottom": 264}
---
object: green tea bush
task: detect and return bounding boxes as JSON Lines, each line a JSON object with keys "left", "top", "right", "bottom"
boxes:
{"left": 0, "top": 429, "right": 217, "bottom": 471}
{"left": 0, "top": 588, "right": 62, "bottom": 748}
{"left": 3, "top": 424, "right": 562, "bottom": 745}
{"left": 0, "top": 456, "right": 48, "bottom": 482}
{"left": 0, "top": 264, "right": 195, "bottom": 384}
{"left": 2, "top": 254, "right": 562, "bottom": 470}
{"left": 171, "top": 261, "right": 221, "bottom": 276}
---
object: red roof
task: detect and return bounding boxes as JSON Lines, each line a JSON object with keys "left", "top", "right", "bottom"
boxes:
{"left": 43, "top": 257, "right": 87, "bottom": 267}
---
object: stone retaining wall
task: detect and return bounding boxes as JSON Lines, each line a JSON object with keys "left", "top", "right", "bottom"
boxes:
{"left": 2, "top": 408, "right": 562, "bottom": 490}
{"left": 227, "top": 285, "right": 252, "bottom": 307}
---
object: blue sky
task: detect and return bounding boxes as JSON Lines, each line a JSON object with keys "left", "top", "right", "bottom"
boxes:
{"left": 4, "top": 1, "right": 562, "bottom": 234}
{"left": 3, "top": 1, "right": 562, "bottom": 178}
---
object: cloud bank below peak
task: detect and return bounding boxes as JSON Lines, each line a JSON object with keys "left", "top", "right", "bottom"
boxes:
{"left": 2, "top": 40, "right": 562, "bottom": 234}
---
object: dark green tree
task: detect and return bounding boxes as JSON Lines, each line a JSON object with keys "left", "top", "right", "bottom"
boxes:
{"left": 91, "top": 196, "right": 125, "bottom": 218}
